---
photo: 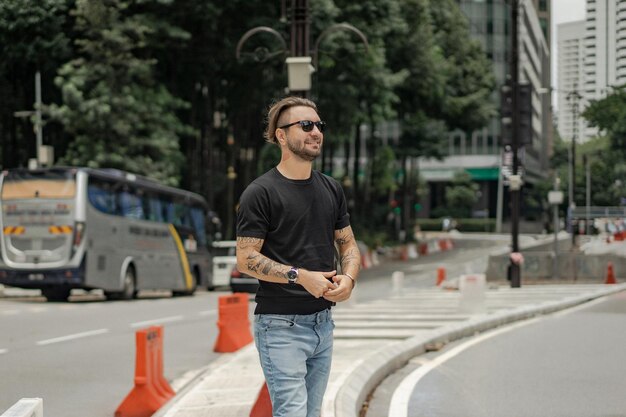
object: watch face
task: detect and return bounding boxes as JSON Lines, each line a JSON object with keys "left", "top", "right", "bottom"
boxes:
{"left": 287, "top": 268, "right": 298, "bottom": 281}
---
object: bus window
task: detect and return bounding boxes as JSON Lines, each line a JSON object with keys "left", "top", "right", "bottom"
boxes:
{"left": 190, "top": 207, "right": 207, "bottom": 246}
{"left": 119, "top": 188, "right": 144, "bottom": 219}
{"left": 88, "top": 182, "right": 117, "bottom": 215}
{"left": 146, "top": 195, "right": 165, "bottom": 222}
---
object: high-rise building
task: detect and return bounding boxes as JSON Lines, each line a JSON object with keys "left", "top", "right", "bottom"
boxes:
{"left": 557, "top": 20, "right": 586, "bottom": 142}
{"left": 582, "top": 0, "right": 626, "bottom": 139}
{"left": 556, "top": 0, "right": 626, "bottom": 143}
{"left": 533, "top": 0, "right": 551, "bottom": 45}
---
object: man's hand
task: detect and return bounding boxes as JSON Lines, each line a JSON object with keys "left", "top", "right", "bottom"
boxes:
{"left": 323, "top": 274, "right": 353, "bottom": 302}
{"left": 299, "top": 270, "right": 337, "bottom": 298}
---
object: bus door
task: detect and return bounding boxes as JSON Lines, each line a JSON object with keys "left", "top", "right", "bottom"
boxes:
{"left": 84, "top": 176, "right": 125, "bottom": 291}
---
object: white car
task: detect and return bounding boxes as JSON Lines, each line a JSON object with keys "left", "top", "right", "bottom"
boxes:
{"left": 210, "top": 240, "right": 237, "bottom": 290}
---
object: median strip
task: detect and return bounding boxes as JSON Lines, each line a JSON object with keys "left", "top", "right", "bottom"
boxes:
{"left": 36, "top": 328, "right": 109, "bottom": 346}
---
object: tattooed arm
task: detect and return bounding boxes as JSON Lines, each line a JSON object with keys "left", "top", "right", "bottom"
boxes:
{"left": 324, "top": 225, "right": 360, "bottom": 302}
{"left": 236, "top": 236, "right": 336, "bottom": 298}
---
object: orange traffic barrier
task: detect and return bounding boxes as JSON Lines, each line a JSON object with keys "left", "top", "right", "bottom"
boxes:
{"left": 361, "top": 251, "right": 373, "bottom": 268}
{"left": 418, "top": 243, "right": 428, "bottom": 255}
{"left": 400, "top": 245, "right": 409, "bottom": 261}
{"left": 250, "top": 383, "right": 272, "bottom": 417}
{"left": 214, "top": 293, "right": 253, "bottom": 353}
{"left": 436, "top": 267, "right": 446, "bottom": 286}
{"left": 605, "top": 262, "right": 617, "bottom": 284}
{"left": 115, "top": 325, "right": 174, "bottom": 417}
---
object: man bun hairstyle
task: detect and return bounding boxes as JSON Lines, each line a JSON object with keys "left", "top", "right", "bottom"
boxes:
{"left": 265, "top": 96, "right": 318, "bottom": 144}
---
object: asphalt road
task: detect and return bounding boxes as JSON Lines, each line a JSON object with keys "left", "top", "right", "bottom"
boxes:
{"left": 0, "top": 290, "right": 230, "bottom": 417}
{"left": 0, "top": 236, "right": 503, "bottom": 416}
{"left": 382, "top": 291, "right": 626, "bottom": 417}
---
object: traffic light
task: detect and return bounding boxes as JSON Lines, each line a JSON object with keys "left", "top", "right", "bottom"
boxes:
{"left": 518, "top": 83, "right": 532, "bottom": 145}
{"left": 500, "top": 84, "right": 513, "bottom": 145}
{"left": 500, "top": 83, "right": 533, "bottom": 146}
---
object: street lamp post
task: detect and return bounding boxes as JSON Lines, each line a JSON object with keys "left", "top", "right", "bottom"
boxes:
{"left": 14, "top": 71, "right": 47, "bottom": 168}
{"left": 235, "top": 0, "right": 368, "bottom": 94}
{"left": 508, "top": 0, "right": 522, "bottom": 288}
{"left": 567, "top": 88, "right": 582, "bottom": 246}
{"left": 548, "top": 178, "right": 563, "bottom": 279}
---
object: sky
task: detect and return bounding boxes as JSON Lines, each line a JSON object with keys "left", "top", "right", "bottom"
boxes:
{"left": 550, "top": 0, "right": 586, "bottom": 107}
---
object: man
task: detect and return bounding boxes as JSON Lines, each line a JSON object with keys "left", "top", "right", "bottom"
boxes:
{"left": 236, "top": 96, "right": 360, "bottom": 417}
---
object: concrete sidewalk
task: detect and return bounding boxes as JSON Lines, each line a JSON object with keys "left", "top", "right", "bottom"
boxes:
{"left": 156, "top": 282, "right": 626, "bottom": 417}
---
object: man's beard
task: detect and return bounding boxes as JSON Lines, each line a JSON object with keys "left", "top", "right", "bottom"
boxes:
{"left": 286, "top": 136, "right": 321, "bottom": 162}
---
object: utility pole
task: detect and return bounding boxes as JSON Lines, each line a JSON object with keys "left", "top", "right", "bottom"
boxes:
{"left": 14, "top": 71, "right": 45, "bottom": 168}
{"left": 35, "top": 71, "right": 43, "bottom": 165}
{"left": 508, "top": 0, "right": 522, "bottom": 288}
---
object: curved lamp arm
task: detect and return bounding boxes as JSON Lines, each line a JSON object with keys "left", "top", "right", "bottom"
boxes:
{"left": 313, "top": 22, "right": 369, "bottom": 68}
{"left": 235, "top": 26, "right": 288, "bottom": 62}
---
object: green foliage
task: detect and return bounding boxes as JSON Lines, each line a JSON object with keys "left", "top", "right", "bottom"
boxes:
{"left": 0, "top": 0, "right": 72, "bottom": 166}
{"left": 415, "top": 217, "right": 495, "bottom": 232}
{"left": 577, "top": 137, "right": 626, "bottom": 205}
{"left": 370, "top": 145, "right": 397, "bottom": 196}
{"left": 50, "top": 0, "right": 191, "bottom": 186}
{"left": 257, "top": 143, "right": 280, "bottom": 176}
{"left": 583, "top": 85, "right": 626, "bottom": 157}
{"left": 429, "top": 0, "right": 496, "bottom": 132}
{"left": 444, "top": 171, "right": 479, "bottom": 217}
{"left": 0, "top": 0, "right": 501, "bottom": 233}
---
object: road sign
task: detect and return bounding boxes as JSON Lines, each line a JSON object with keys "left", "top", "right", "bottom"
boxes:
{"left": 548, "top": 191, "right": 564, "bottom": 205}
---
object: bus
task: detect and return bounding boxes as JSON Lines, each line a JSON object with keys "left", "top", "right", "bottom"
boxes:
{"left": 0, "top": 167, "right": 215, "bottom": 301}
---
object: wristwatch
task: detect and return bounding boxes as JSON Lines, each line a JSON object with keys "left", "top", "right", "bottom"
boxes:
{"left": 286, "top": 267, "right": 299, "bottom": 284}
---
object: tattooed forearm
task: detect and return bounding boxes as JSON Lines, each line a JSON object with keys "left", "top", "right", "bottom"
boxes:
{"left": 237, "top": 236, "right": 263, "bottom": 250}
{"left": 340, "top": 248, "right": 360, "bottom": 272}
{"left": 246, "top": 253, "right": 287, "bottom": 279}
{"left": 335, "top": 226, "right": 355, "bottom": 246}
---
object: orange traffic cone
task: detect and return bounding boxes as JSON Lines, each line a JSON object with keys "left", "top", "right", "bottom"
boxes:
{"left": 436, "top": 267, "right": 446, "bottom": 286}
{"left": 605, "top": 262, "right": 617, "bottom": 284}
{"left": 250, "top": 383, "right": 272, "bottom": 417}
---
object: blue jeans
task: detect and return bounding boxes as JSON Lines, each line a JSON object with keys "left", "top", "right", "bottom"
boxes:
{"left": 254, "top": 309, "right": 334, "bottom": 417}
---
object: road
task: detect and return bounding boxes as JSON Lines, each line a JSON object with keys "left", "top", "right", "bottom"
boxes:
{"left": 0, "top": 290, "right": 228, "bottom": 417}
{"left": 0, "top": 236, "right": 503, "bottom": 416}
{"left": 368, "top": 291, "right": 626, "bottom": 417}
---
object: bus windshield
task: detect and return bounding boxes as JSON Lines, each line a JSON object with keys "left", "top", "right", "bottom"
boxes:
{"left": 1, "top": 170, "right": 76, "bottom": 200}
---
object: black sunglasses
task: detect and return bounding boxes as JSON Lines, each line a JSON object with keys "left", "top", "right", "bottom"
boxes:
{"left": 278, "top": 120, "right": 326, "bottom": 133}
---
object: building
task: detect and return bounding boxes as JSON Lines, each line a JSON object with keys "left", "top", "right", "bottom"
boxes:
{"left": 557, "top": 20, "right": 586, "bottom": 143}
{"left": 579, "top": 0, "right": 626, "bottom": 140}
{"left": 419, "top": 0, "right": 552, "bottom": 225}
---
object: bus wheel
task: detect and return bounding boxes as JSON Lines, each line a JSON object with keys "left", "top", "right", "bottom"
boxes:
{"left": 120, "top": 267, "right": 137, "bottom": 300}
{"left": 107, "top": 267, "right": 136, "bottom": 300}
{"left": 173, "top": 269, "right": 198, "bottom": 297}
{"left": 42, "top": 288, "right": 71, "bottom": 302}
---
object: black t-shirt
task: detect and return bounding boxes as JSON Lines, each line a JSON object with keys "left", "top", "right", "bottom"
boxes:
{"left": 237, "top": 168, "right": 350, "bottom": 314}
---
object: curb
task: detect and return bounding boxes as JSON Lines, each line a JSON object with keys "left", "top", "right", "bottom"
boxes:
{"left": 153, "top": 345, "right": 257, "bottom": 417}
{"left": 332, "top": 283, "right": 626, "bottom": 417}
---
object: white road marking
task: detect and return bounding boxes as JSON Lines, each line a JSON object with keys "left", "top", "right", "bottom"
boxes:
{"left": 198, "top": 310, "right": 217, "bottom": 316}
{"left": 0, "top": 348, "right": 8, "bottom": 354}
{"left": 1, "top": 310, "right": 19, "bottom": 315}
{"left": 130, "top": 315, "right": 184, "bottom": 328}
{"left": 388, "top": 317, "right": 541, "bottom": 417}
{"left": 37, "top": 329, "right": 109, "bottom": 346}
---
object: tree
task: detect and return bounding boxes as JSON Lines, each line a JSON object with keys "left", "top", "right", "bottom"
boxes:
{"left": 0, "top": 0, "right": 72, "bottom": 168}
{"left": 51, "top": 0, "right": 191, "bottom": 186}
{"left": 583, "top": 85, "right": 626, "bottom": 157}
{"left": 444, "top": 171, "right": 479, "bottom": 218}
{"left": 429, "top": 0, "right": 495, "bottom": 132}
